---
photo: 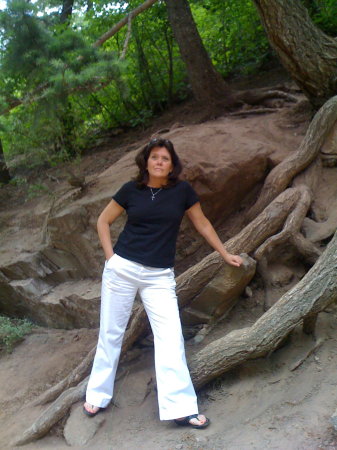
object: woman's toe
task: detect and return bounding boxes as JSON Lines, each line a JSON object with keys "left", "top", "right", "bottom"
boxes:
{"left": 190, "top": 414, "right": 206, "bottom": 425}
{"left": 84, "top": 402, "right": 99, "bottom": 414}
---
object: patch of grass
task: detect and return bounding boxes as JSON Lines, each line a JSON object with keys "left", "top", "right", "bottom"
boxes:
{"left": 0, "top": 315, "right": 33, "bottom": 353}
{"left": 27, "top": 182, "right": 49, "bottom": 199}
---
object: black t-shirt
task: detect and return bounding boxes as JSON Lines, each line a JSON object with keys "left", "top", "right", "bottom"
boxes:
{"left": 112, "top": 180, "right": 199, "bottom": 268}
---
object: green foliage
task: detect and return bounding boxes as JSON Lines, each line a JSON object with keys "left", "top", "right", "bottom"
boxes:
{"left": 190, "top": 0, "right": 270, "bottom": 76}
{"left": 27, "top": 182, "right": 49, "bottom": 199}
{"left": 0, "top": 0, "right": 336, "bottom": 171}
{"left": 9, "top": 175, "right": 27, "bottom": 186}
{"left": 0, "top": 315, "right": 33, "bottom": 353}
{"left": 305, "top": 0, "right": 337, "bottom": 36}
{"left": 0, "top": 0, "right": 124, "bottom": 162}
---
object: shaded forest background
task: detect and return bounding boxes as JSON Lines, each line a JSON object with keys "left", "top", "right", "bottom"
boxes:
{"left": 0, "top": 0, "right": 336, "bottom": 185}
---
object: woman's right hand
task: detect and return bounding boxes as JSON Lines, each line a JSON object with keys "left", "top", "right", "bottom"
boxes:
{"left": 106, "top": 253, "right": 114, "bottom": 263}
{"left": 97, "top": 199, "right": 124, "bottom": 259}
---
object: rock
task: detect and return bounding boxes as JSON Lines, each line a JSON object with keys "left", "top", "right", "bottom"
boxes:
{"left": 302, "top": 201, "right": 337, "bottom": 243}
{"left": 245, "top": 286, "right": 253, "bottom": 297}
{"left": 268, "top": 264, "right": 294, "bottom": 287}
{"left": 181, "top": 254, "right": 256, "bottom": 325}
{"left": 0, "top": 248, "right": 96, "bottom": 327}
{"left": 64, "top": 403, "right": 105, "bottom": 447}
{"left": 37, "top": 279, "right": 102, "bottom": 328}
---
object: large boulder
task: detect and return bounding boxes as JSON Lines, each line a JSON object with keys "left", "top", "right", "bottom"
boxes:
{"left": 47, "top": 119, "right": 272, "bottom": 276}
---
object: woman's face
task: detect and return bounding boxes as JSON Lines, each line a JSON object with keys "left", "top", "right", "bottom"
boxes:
{"left": 146, "top": 146, "right": 173, "bottom": 182}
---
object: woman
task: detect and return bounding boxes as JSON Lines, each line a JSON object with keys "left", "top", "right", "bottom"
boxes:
{"left": 83, "top": 138, "right": 242, "bottom": 428}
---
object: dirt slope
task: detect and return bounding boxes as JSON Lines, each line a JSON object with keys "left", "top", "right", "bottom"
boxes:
{"left": 1, "top": 71, "right": 337, "bottom": 449}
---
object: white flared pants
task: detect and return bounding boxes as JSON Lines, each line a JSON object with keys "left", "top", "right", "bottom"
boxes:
{"left": 86, "top": 253, "right": 198, "bottom": 420}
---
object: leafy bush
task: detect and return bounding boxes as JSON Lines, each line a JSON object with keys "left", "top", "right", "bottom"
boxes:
{"left": 306, "top": 0, "right": 337, "bottom": 36}
{"left": 0, "top": 315, "right": 33, "bottom": 353}
{"left": 191, "top": 0, "right": 270, "bottom": 76}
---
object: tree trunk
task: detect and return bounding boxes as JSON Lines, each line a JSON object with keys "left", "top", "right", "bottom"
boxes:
{"left": 0, "top": 138, "right": 11, "bottom": 184}
{"left": 60, "top": 0, "right": 74, "bottom": 24}
{"left": 164, "top": 0, "right": 235, "bottom": 106}
{"left": 252, "top": 0, "right": 337, "bottom": 108}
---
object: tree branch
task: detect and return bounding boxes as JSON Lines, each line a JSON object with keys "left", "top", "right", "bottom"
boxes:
{"left": 93, "top": 0, "right": 158, "bottom": 48}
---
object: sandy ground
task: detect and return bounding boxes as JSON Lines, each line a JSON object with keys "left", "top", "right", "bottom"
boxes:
{"left": 1, "top": 70, "right": 337, "bottom": 449}
{"left": 1, "top": 297, "right": 337, "bottom": 450}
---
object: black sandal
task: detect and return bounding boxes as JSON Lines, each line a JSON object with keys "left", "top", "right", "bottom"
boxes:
{"left": 174, "top": 414, "right": 210, "bottom": 429}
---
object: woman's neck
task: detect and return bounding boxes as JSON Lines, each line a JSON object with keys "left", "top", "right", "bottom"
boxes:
{"left": 147, "top": 177, "right": 168, "bottom": 188}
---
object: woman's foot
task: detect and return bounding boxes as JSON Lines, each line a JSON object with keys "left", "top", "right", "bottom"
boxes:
{"left": 83, "top": 402, "right": 102, "bottom": 417}
{"left": 174, "top": 414, "right": 210, "bottom": 429}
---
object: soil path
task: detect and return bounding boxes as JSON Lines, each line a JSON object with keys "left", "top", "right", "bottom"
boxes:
{"left": 1, "top": 303, "right": 337, "bottom": 449}
{"left": 1, "top": 71, "right": 337, "bottom": 449}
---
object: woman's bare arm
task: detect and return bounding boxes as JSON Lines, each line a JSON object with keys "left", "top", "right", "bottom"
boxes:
{"left": 186, "top": 202, "right": 242, "bottom": 267}
{"left": 97, "top": 199, "right": 125, "bottom": 261}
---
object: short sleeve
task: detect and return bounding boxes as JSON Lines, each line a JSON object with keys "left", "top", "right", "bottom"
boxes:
{"left": 112, "top": 182, "right": 131, "bottom": 209}
{"left": 184, "top": 182, "right": 199, "bottom": 210}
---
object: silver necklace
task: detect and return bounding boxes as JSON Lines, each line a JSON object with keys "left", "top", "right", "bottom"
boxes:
{"left": 149, "top": 187, "right": 162, "bottom": 201}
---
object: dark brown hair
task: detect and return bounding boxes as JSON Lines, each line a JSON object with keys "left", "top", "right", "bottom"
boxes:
{"left": 135, "top": 138, "right": 182, "bottom": 188}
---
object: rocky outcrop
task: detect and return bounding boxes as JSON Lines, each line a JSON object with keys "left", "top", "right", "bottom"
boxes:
{"left": 0, "top": 247, "right": 92, "bottom": 326}
{"left": 0, "top": 113, "right": 304, "bottom": 328}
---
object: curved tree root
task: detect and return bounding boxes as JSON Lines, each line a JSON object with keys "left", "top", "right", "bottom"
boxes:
{"left": 254, "top": 159, "right": 322, "bottom": 311}
{"left": 254, "top": 184, "right": 321, "bottom": 265}
{"left": 33, "top": 347, "right": 96, "bottom": 406}
{"left": 229, "top": 108, "right": 279, "bottom": 116}
{"left": 247, "top": 95, "right": 337, "bottom": 221}
{"left": 13, "top": 377, "right": 88, "bottom": 446}
{"left": 189, "top": 230, "right": 337, "bottom": 389}
{"left": 236, "top": 88, "right": 298, "bottom": 106}
{"left": 176, "top": 187, "right": 303, "bottom": 308}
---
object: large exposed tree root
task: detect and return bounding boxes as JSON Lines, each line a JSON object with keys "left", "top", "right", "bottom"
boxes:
{"left": 189, "top": 230, "right": 337, "bottom": 389}
{"left": 236, "top": 88, "right": 298, "bottom": 106}
{"left": 247, "top": 95, "right": 337, "bottom": 220}
{"left": 13, "top": 377, "right": 88, "bottom": 446}
{"left": 176, "top": 187, "right": 307, "bottom": 309}
{"left": 33, "top": 347, "right": 96, "bottom": 406}
{"left": 254, "top": 185, "right": 321, "bottom": 265}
